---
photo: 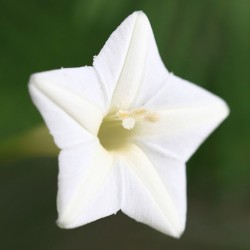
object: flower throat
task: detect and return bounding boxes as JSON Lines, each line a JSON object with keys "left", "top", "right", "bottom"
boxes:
{"left": 98, "top": 108, "right": 159, "bottom": 151}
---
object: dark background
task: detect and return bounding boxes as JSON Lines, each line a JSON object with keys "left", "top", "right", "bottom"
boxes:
{"left": 0, "top": 0, "right": 249, "bottom": 249}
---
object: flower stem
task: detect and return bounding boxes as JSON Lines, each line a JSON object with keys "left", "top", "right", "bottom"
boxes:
{"left": 0, "top": 125, "right": 59, "bottom": 164}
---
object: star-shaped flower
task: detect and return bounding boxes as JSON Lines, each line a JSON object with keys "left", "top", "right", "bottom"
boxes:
{"left": 28, "top": 11, "right": 229, "bottom": 237}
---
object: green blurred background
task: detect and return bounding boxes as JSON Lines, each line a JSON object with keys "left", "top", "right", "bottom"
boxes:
{"left": 0, "top": 0, "right": 249, "bottom": 249}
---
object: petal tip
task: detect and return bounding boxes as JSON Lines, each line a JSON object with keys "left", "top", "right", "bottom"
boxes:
{"left": 216, "top": 98, "right": 230, "bottom": 122}
{"left": 164, "top": 214, "right": 186, "bottom": 238}
{"left": 56, "top": 216, "right": 74, "bottom": 229}
{"left": 222, "top": 100, "right": 230, "bottom": 118}
{"left": 28, "top": 73, "right": 39, "bottom": 87}
{"left": 56, "top": 219, "right": 67, "bottom": 229}
{"left": 171, "top": 223, "right": 186, "bottom": 238}
{"left": 28, "top": 72, "right": 47, "bottom": 90}
{"left": 135, "top": 10, "right": 149, "bottom": 25}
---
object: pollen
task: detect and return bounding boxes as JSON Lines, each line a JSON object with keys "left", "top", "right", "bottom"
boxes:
{"left": 122, "top": 117, "right": 136, "bottom": 130}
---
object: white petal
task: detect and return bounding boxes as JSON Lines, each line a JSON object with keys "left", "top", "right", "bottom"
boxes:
{"left": 135, "top": 74, "right": 229, "bottom": 162}
{"left": 93, "top": 11, "right": 138, "bottom": 109}
{"left": 94, "top": 11, "right": 165, "bottom": 111}
{"left": 130, "top": 21, "right": 170, "bottom": 109}
{"left": 57, "top": 141, "right": 120, "bottom": 228}
{"left": 29, "top": 67, "right": 104, "bottom": 148}
{"left": 120, "top": 144, "right": 184, "bottom": 237}
{"left": 134, "top": 140, "right": 186, "bottom": 231}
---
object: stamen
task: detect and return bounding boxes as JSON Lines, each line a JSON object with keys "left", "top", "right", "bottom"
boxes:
{"left": 116, "top": 107, "right": 159, "bottom": 130}
{"left": 144, "top": 111, "right": 160, "bottom": 122}
{"left": 117, "top": 110, "right": 130, "bottom": 120}
{"left": 131, "top": 108, "right": 147, "bottom": 117}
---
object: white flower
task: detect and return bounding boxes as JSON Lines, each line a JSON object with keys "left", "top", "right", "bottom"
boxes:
{"left": 28, "top": 11, "right": 229, "bottom": 237}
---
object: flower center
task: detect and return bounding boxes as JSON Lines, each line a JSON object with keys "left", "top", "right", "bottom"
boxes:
{"left": 98, "top": 108, "right": 159, "bottom": 151}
